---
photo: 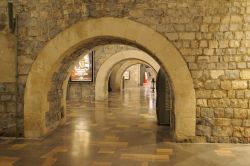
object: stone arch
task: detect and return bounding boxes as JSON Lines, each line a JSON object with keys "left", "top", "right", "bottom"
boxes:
{"left": 63, "top": 56, "right": 158, "bottom": 105}
{"left": 95, "top": 50, "right": 160, "bottom": 100}
{"left": 24, "top": 17, "right": 196, "bottom": 140}
{"left": 62, "top": 49, "right": 159, "bottom": 103}
{"left": 110, "top": 59, "right": 159, "bottom": 91}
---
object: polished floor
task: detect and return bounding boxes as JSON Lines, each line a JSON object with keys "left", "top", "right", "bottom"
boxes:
{"left": 1, "top": 88, "right": 250, "bottom": 166}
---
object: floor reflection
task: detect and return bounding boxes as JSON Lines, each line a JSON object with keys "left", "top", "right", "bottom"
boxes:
{"left": 1, "top": 87, "right": 249, "bottom": 165}
{"left": 64, "top": 87, "right": 171, "bottom": 165}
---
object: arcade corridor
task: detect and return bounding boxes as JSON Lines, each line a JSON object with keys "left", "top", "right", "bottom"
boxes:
{"left": 0, "top": 88, "right": 250, "bottom": 166}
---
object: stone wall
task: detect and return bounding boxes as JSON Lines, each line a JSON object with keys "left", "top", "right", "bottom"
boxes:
{"left": 0, "top": 83, "right": 17, "bottom": 136}
{"left": 0, "top": 1, "right": 18, "bottom": 137}
{"left": 124, "top": 64, "right": 140, "bottom": 88}
{"left": 3, "top": 0, "right": 250, "bottom": 142}
{"left": 0, "top": 1, "right": 7, "bottom": 32}
{"left": 67, "top": 44, "right": 136, "bottom": 101}
{"left": 67, "top": 83, "right": 93, "bottom": 102}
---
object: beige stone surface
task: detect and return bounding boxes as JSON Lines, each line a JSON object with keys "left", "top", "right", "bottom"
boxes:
{"left": 95, "top": 50, "right": 160, "bottom": 100}
{"left": 2, "top": 0, "right": 250, "bottom": 143}
{"left": 123, "top": 64, "right": 141, "bottom": 88}
{"left": 110, "top": 60, "right": 158, "bottom": 91}
{"left": 0, "top": 33, "right": 16, "bottom": 82}
{"left": 24, "top": 18, "right": 196, "bottom": 139}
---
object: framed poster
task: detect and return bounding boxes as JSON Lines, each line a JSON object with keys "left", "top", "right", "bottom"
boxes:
{"left": 123, "top": 71, "right": 130, "bottom": 80}
{"left": 70, "top": 51, "right": 94, "bottom": 82}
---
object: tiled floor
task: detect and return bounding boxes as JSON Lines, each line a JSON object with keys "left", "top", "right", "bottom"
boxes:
{"left": 1, "top": 87, "right": 250, "bottom": 166}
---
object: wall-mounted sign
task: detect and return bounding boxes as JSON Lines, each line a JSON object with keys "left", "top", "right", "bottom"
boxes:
{"left": 70, "top": 52, "right": 94, "bottom": 82}
{"left": 123, "top": 71, "right": 130, "bottom": 80}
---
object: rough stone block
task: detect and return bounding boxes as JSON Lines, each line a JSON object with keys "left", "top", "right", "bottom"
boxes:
{"left": 232, "top": 119, "right": 243, "bottom": 126}
{"left": 212, "top": 126, "right": 232, "bottom": 137}
{"left": 180, "top": 48, "right": 193, "bottom": 55}
{"left": 246, "top": 31, "right": 250, "bottom": 39}
{"left": 207, "top": 99, "right": 230, "bottom": 108}
{"left": 214, "top": 108, "right": 224, "bottom": 118}
{"left": 234, "top": 108, "right": 248, "bottom": 119}
{"left": 196, "top": 90, "right": 211, "bottom": 98}
{"left": 191, "top": 71, "right": 203, "bottom": 79}
{"left": 225, "top": 108, "right": 233, "bottom": 118}
{"left": 200, "top": 108, "right": 214, "bottom": 118}
{"left": 228, "top": 90, "right": 236, "bottom": 98}
{"left": 197, "top": 56, "right": 209, "bottom": 62}
{"left": 208, "top": 63, "right": 216, "bottom": 69}
{"left": 245, "top": 128, "right": 250, "bottom": 137}
{"left": 231, "top": 15, "right": 243, "bottom": 23}
{"left": 218, "top": 137, "right": 230, "bottom": 143}
{"left": 222, "top": 118, "right": 232, "bottom": 126}
{"left": 221, "top": 81, "right": 232, "bottom": 90}
{"left": 196, "top": 107, "right": 201, "bottom": 118}
{"left": 196, "top": 125, "right": 211, "bottom": 137}
{"left": 209, "top": 24, "right": 219, "bottom": 32}
{"left": 0, "top": 95, "right": 12, "bottom": 101}
{"left": 236, "top": 90, "right": 245, "bottom": 99}
{"left": 233, "top": 127, "right": 244, "bottom": 138}
{"left": 211, "top": 90, "right": 227, "bottom": 99}
{"left": 204, "top": 80, "right": 220, "bottom": 89}
{"left": 243, "top": 119, "right": 250, "bottom": 127}
{"left": 209, "top": 40, "right": 218, "bottom": 48}
{"left": 230, "top": 24, "right": 241, "bottom": 31}
{"left": 240, "top": 70, "right": 250, "bottom": 79}
{"left": 197, "top": 99, "right": 207, "bottom": 107}
{"left": 217, "top": 62, "right": 228, "bottom": 69}
{"left": 220, "top": 24, "right": 229, "bottom": 32}
{"left": 184, "top": 55, "right": 196, "bottom": 62}
{"left": 245, "top": 15, "right": 250, "bottom": 23}
{"left": 210, "top": 56, "right": 219, "bottom": 62}
{"left": 214, "top": 118, "right": 223, "bottom": 126}
{"left": 229, "top": 40, "right": 240, "bottom": 48}
{"left": 199, "top": 40, "right": 207, "bottom": 48}
{"left": 237, "top": 62, "right": 246, "bottom": 69}
{"left": 230, "top": 99, "right": 248, "bottom": 108}
{"left": 210, "top": 70, "right": 224, "bottom": 79}
{"left": 0, "top": 103, "right": 4, "bottom": 113}
{"left": 214, "top": 118, "right": 231, "bottom": 126}
{"left": 212, "top": 17, "right": 220, "bottom": 24}
{"left": 232, "top": 81, "right": 248, "bottom": 89}
{"left": 221, "top": 16, "right": 230, "bottom": 23}
{"left": 186, "top": 24, "right": 199, "bottom": 32}
{"left": 228, "top": 62, "right": 236, "bottom": 69}
{"left": 7, "top": 102, "right": 15, "bottom": 113}
{"left": 204, "top": 48, "right": 214, "bottom": 56}
{"left": 179, "top": 32, "right": 195, "bottom": 40}
{"left": 0, "top": 84, "right": 5, "bottom": 93}
{"left": 247, "top": 6, "right": 250, "bottom": 13}
{"left": 225, "top": 70, "right": 240, "bottom": 79}
{"left": 165, "top": 33, "right": 178, "bottom": 40}
{"left": 200, "top": 24, "right": 208, "bottom": 32}
{"left": 188, "top": 63, "right": 198, "bottom": 69}
{"left": 219, "top": 40, "right": 228, "bottom": 48}
{"left": 235, "top": 32, "right": 244, "bottom": 39}
{"left": 198, "top": 64, "right": 208, "bottom": 71}
{"left": 5, "top": 84, "right": 15, "bottom": 93}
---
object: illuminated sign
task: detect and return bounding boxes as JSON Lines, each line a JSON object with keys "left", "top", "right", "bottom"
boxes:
{"left": 70, "top": 52, "right": 94, "bottom": 82}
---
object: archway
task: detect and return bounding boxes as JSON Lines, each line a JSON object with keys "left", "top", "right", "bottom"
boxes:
{"left": 24, "top": 17, "right": 196, "bottom": 140}
{"left": 110, "top": 60, "right": 159, "bottom": 92}
{"left": 63, "top": 49, "right": 159, "bottom": 102}
{"left": 95, "top": 50, "right": 160, "bottom": 101}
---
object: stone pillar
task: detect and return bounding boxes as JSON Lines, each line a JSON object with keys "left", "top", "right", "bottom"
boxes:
{"left": 0, "top": 1, "right": 17, "bottom": 137}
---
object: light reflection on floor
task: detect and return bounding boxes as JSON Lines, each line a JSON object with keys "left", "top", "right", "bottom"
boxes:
{"left": 0, "top": 87, "right": 250, "bottom": 166}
